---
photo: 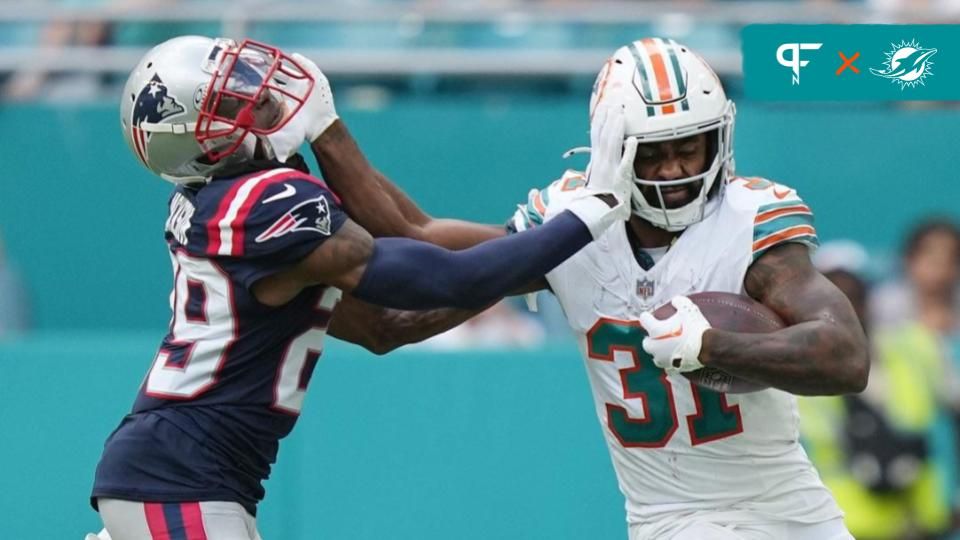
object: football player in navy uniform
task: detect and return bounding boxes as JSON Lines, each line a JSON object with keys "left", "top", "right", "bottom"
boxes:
{"left": 89, "top": 36, "right": 638, "bottom": 539}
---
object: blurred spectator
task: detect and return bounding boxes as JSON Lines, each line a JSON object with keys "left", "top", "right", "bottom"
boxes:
{"left": 1, "top": 0, "right": 196, "bottom": 101}
{"left": 871, "top": 219, "right": 960, "bottom": 337}
{"left": 0, "top": 228, "right": 30, "bottom": 338}
{"left": 420, "top": 300, "right": 546, "bottom": 350}
{"left": 801, "top": 240, "right": 953, "bottom": 540}
{"left": 867, "top": 0, "right": 960, "bottom": 22}
{"left": 2, "top": 0, "right": 113, "bottom": 101}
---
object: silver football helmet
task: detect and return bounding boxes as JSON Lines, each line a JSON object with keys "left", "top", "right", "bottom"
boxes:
{"left": 120, "top": 36, "right": 314, "bottom": 184}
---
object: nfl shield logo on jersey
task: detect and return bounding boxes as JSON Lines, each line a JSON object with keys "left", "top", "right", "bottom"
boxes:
{"left": 636, "top": 278, "right": 655, "bottom": 300}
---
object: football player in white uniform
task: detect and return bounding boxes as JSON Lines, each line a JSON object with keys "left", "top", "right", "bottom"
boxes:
{"left": 286, "top": 39, "right": 869, "bottom": 540}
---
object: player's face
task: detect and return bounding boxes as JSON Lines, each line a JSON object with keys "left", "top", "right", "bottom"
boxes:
{"left": 907, "top": 230, "right": 960, "bottom": 294}
{"left": 633, "top": 133, "right": 708, "bottom": 209}
{"left": 213, "top": 90, "right": 287, "bottom": 131}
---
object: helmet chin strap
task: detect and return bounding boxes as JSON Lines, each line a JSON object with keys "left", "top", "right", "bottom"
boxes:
{"left": 631, "top": 152, "right": 724, "bottom": 231}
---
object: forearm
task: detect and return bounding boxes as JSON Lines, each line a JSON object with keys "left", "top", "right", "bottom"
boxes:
{"left": 374, "top": 306, "right": 486, "bottom": 353}
{"left": 311, "top": 121, "right": 502, "bottom": 247}
{"left": 352, "top": 210, "right": 592, "bottom": 310}
{"left": 369, "top": 173, "right": 505, "bottom": 247}
{"left": 329, "top": 295, "right": 484, "bottom": 354}
{"left": 700, "top": 321, "right": 868, "bottom": 396}
{"left": 311, "top": 121, "right": 421, "bottom": 236}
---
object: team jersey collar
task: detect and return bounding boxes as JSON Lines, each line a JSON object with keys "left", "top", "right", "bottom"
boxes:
{"left": 211, "top": 153, "right": 311, "bottom": 181}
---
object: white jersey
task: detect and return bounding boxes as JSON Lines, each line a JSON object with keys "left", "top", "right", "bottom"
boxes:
{"left": 546, "top": 173, "right": 841, "bottom": 527}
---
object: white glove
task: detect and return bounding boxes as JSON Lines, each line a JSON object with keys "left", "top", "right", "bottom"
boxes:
{"left": 639, "top": 296, "right": 711, "bottom": 374}
{"left": 556, "top": 98, "right": 636, "bottom": 239}
{"left": 265, "top": 52, "right": 339, "bottom": 161}
{"left": 585, "top": 96, "right": 636, "bottom": 207}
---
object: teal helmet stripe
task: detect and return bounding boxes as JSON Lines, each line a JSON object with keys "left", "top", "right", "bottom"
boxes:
{"left": 664, "top": 39, "right": 688, "bottom": 98}
{"left": 628, "top": 42, "right": 657, "bottom": 117}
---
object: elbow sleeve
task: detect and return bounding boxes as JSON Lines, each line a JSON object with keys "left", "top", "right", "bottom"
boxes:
{"left": 352, "top": 211, "right": 592, "bottom": 310}
{"left": 353, "top": 239, "right": 469, "bottom": 310}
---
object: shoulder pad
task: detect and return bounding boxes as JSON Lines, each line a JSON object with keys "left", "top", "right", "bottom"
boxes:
{"left": 198, "top": 168, "right": 346, "bottom": 259}
{"left": 725, "top": 176, "right": 803, "bottom": 211}
{"left": 726, "top": 177, "right": 819, "bottom": 261}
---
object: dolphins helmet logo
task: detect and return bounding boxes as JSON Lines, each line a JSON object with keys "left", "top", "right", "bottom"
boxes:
{"left": 870, "top": 39, "right": 937, "bottom": 90}
{"left": 130, "top": 74, "right": 187, "bottom": 165}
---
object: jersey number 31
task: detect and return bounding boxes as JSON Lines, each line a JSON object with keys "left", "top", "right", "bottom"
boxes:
{"left": 587, "top": 319, "right": 743, "bottom": 447}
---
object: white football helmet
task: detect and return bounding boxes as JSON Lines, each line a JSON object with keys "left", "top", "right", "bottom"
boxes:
{"left": 589, "top": 38, "right": 735, "bottom": 231}
{"left": 120, "top": 36, "right": 315, "bottom": 184}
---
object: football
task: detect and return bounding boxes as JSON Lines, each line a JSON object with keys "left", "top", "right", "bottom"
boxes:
{"left": 651, "top": 291, "right": 785, "bottom": 394}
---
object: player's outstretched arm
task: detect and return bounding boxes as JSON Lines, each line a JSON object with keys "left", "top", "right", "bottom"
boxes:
{"left": 279, "top": 51, "right": 501, "bottom": 248}
{"left": 699, "top": 243, "right": 869, "bottom": 395}
{"left": 255, "top": 191, "right": 620, "bottom": 311}
{"left": 310, "top": 120, "right": 505, "bottom": 249}
{"left": 327, "top": 295, "right": 487, "bottom": 355}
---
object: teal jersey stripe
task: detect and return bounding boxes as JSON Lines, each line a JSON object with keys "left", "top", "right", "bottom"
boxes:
{"left": 665, "top": 39, "right": 687, "bottom": 98}
{"left": 757, "top": 199, "right": 808, "bottom": 214}
{"left": 754, "top": 213, "right": 816, "bottom": 241}
{"left": 628, "top": 42, "right": 657, "bottom": 117}
{"left": 680, "top": 98, "right": 690, "bottom": 111}
{"left": 525, "top": 201, "right": 544, "bottom": 225}
{"left": 753, "top": 234, "right": 819, "bottom": 261}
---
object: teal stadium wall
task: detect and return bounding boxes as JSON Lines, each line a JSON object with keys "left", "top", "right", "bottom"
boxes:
{"left": 0, "top": 100, "right": 957, "bottom": 330}
{"left": 1, "top": 100, "right": 959, "bottom": 538}
{"left": 0, "top": 337, "right": 625, "bottom": 539}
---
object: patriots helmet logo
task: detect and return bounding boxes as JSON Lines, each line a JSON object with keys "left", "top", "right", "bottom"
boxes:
{"left": 256, "top": 196, "right": 332, "bottom": 243}
{"left": 130, "top": 74, "right": 186, "bottom": 165}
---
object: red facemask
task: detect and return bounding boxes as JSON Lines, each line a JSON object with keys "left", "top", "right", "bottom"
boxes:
{"left": 195, "top": 39, "right": 314, "bottom": 161}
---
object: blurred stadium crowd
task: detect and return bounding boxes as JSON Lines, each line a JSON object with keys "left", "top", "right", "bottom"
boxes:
{"left": 801, "top": 223, "right": 960, "bottom": 540}
{"left": 2, "top": 2, "right": 960, "bottom": 539}
{"left": 2, "top": 0, "right": 960, "bottom": 102}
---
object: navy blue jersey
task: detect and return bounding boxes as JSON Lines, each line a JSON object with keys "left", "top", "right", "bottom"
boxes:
{"left": 93, "top": 167, "right": 348, "bottom": 515}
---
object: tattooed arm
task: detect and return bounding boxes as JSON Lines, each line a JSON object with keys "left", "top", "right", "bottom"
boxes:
{"left": 699, "top": 243, "right": 869, "bottom": 395}
{"left": 310, "top": 120, "right": 505, "bottom": 249}
{"left": 327, "top": 295, "right": 485, "bottom": 355}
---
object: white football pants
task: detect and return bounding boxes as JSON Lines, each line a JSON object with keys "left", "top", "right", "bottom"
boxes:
{"left": 97, "top": 498, "right": 262, "bottom": 540}
{"left": 630, "top": 514, "right": 854, "bottom": 540}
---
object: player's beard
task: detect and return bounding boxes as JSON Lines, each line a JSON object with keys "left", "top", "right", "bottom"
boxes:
{"left": 641, "top": 180, "right": 703, "bottom": 209}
